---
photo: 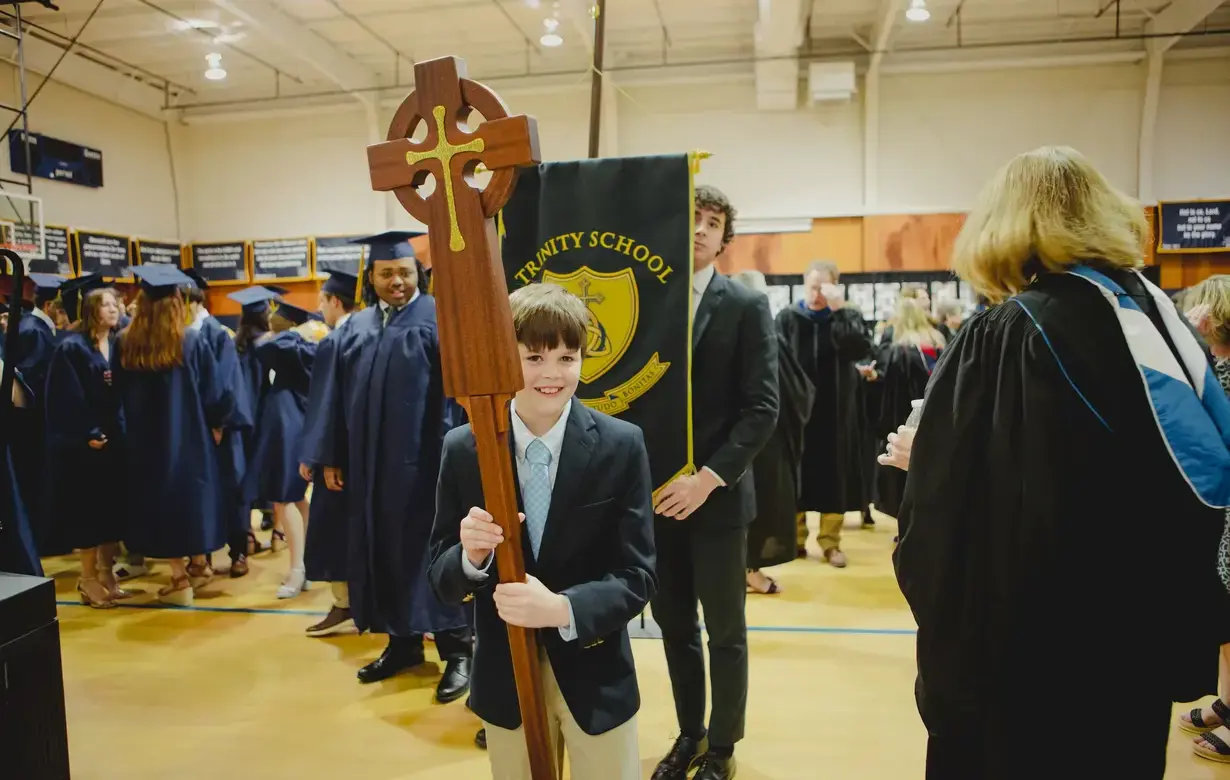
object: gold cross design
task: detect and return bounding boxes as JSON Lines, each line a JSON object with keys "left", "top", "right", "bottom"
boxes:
{"left": 578, "top": 276, "right": 605, "bottom": 306}
{"left": 404, "top": 105, "right": 486, "bottom": 253}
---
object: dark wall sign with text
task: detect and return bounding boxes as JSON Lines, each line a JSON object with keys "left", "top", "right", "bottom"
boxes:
{"left": 134, "top": 239, "right": 183, "bottom": 268}
{"left": 74, "top": 230, "right": 133, "bottom": 279}
{"left": 12, "top": 224, "right": 72, "bottom": 275}
{"left": 251, "top": 237, "right": 311, "bottom": 281}
{"left": 313, "top": 235, "right": 365, "bottom": 277}
{"left": 8, "top": 130, "right": 104, "bottom": 188}
{"left": 1158, "top": 200, "right": 1230, "bottom": 253}
{"left": 190, "top": 241, "right": 249, "bottom": 285}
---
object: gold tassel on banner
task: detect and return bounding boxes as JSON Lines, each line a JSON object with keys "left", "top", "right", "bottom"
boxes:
{"left": 688, "top": 150, "right": 712, "bottom": 175}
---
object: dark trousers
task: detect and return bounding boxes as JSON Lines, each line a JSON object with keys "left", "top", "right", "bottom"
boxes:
{"left": 227, "top": 505, "right": 250, "bottom": 560}
{"left": 389, "top": 627, "right": 472, "bottom": 661}
{"left": 651, "top": 520, "right": 748, "bottom": 748}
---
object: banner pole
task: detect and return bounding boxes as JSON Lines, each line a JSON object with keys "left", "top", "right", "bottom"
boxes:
{"left": 586, "top": 0, "right": 607, "bottom": 159}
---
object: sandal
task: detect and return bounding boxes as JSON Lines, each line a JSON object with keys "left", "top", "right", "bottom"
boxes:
{"left": 186, "top": 562, "right": 214, "bottom": 590}
{"left": 1181, "top": 699, "right": 1230, "bottom": 735}
{"left": 270, "top": 529, "right": 287, "bottom": 553}
{"left": 1195, "top": 728, "right": 1230, "bottom": 763}
{"left": 77, "top": 577, "right": 116, "bottom": 609}
{"left": 247, "top": 530, "right": 267, "bottom": 556}
{"left": 157, "top": 575, "right": 193, "bottom": 606}
{"left": 745, "top": 571, "right": 782, "bottom": 595}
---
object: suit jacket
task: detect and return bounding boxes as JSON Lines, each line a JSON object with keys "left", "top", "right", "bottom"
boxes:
{"left": 428, "top": 400, "right": 657, "bottom": 736}
{"left": 689, "top": 270, "right": 780, "bottom": 528}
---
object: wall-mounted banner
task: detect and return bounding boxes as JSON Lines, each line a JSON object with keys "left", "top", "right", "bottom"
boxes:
{"left": 190, "top": 241, "right": 249, "bottom": 285}
{"left": 500, "top": 154, "right": 694, "bottom": 493}
{"left": 252, "top": 237, "right": 311, "bottom": 281}
{"left": 1158, "top": 200, "right": 1230, "bottom": 253}
{"left": 11, "top": 224, "right": 71, "bottom": 275}
{"left": 313, "top": 235, "right": 365, "bottom": 277}
{"left": 75, "top": 230, "right": 133, "bottom": 279}
{"left": 134, "top": 239, "right": 183, "bottom": 268}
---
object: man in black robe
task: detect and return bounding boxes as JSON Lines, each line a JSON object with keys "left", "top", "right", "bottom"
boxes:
{"left": 775, "top": 260, "right": 873, "bottom": 568}
{"left": 309, "top": 232, "right": 471, "bottom": 704}
{"left": 896, "top": 269, "right": 1230, "bottom": 779}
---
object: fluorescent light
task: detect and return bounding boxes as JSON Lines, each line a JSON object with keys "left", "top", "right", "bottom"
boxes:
{"left": 540, "top": 32, "right": 563, "bottom": 46}
{"left": 204, "top": 52, "right": 227, "bottom": 81}
{"left": 906, "top": 0, "right": 930, "bottom": 21}
{"left": 205, "top": 67, "right": 227, "bottom": 80}
{"left": 525, "top": 0, "right": 540, "bottom": 6}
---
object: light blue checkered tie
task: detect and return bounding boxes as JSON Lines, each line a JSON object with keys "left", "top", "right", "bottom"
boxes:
{"left": 523, "top": 438, "right": 552, "bottom": 559}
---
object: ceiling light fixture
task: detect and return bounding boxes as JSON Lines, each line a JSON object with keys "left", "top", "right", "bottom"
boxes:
{"left": 171, "top": 18, "right": 219, "bottom": 32}
{"left": 905, "top": 0, "right": 930, "bottom": 22}
{"left": 525, "top": 0, "right": 540, "bottom": 7}
{"left": 540, "top": 17, "right": 563, "bottom": 47}
{"left": 204, "top": 52, "right": 227, "bottom": 81}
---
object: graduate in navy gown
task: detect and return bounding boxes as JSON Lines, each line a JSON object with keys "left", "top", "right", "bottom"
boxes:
{"left": 0, "top": 353, "right": 40, "bottom": 577}
{"left": 308, "top": 231, "right": 471, "bottom": 700}
{"left": 113, "top": 265, "right": 238, "bottom": 606}
{"left": 248, "top": 298, "right": 324, "bottom": 599}
{"left": 12, "top": 273, "right": 66, "bottom": 555}
{"left": 230, "top": 286, "right": 278, "bottom": 540}
{"left": 300, "top": 270, "right": 358, "bottom": 637}
{"left": 185, "top": 271, "right": 258, "bottom": 577}
{"left": 45, "top": 286, "right": 132, "bottom": 607}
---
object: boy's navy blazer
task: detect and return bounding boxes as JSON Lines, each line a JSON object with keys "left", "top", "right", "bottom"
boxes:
{"left": 428, "top": 399, "right": 657, "bottom": 736}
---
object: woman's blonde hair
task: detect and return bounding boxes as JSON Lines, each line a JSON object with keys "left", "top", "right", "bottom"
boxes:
{"left": 952, "top": 145, "right": 1147, "bottom": 303}
{"left": 1184, "top": 275, "right": 1230, "bottom": 348}
{"left": 120, "top": 291, "right": 185, "bottom": 371}
{"left": 893, "top": 298, "right": 946, "bottom": 348}
{"left": 71, "top": 288, "right": 119, "bottom": 339}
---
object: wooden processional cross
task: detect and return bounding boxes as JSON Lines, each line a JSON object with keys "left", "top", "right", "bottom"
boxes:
{"left": 367, "top": 56, "right": 556, "bottom": 779}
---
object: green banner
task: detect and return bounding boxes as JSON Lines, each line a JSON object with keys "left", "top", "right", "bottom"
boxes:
{"left": 501, "top": 154, "right": 694, "bottom": 493}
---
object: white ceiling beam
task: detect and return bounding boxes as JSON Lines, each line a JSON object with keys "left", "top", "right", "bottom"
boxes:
{"left": 867, "top": 0, "right": 906, "bottom": 75}
{"left": 0, "top": 36, "right": 167, "bottom": 119}
{"left": 753, "top": 0, "right": 810, "bottom": 110}
{"left": 1145, "top": 0, "right": 1225, "bottom": 56}
{"left": 204, "top": 0, "right": 379, "bottom": 106}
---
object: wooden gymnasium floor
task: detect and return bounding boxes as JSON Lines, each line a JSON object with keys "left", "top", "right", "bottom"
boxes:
{"left": 44, "top": 512, "right": 1230, "bottom": 780}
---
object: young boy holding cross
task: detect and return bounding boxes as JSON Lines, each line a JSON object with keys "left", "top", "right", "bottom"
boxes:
{"left": 428, "top": 283, "right": 656, "bottom": 780}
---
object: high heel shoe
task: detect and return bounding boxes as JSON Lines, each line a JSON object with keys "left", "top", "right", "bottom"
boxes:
{"left": 276, "top": 568, "right": 308, "bottom": 599}
{"left": 269, "top": 530, "right": 287, "bottom": 553}
{"left": 77, "top": 577, "right": 116, "bottom": 609}
{"left": 97, "top": 563, "right": 135, "bottom": 601}
{"left": 157, "top": 575, "right": 193, "bottom": 606}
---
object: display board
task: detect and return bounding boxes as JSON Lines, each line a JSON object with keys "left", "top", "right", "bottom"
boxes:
{"left": 16, "top": 224, "right": 71, "bottom": 275}
{"left": 74, "top": 230, "right": 132, "bottom": 279}
{"left": 251, "top": 237, "right": 312, "bottom": 281}
{"left": 133, "top": 239, "right": 183, "bottom": 268}
{"left": 1158, "top": 200, "right": 1230, "bottom": 253}
{"left": 312, "top": 235, "right": 365, "bottom": 277}
{"left": 189, "top": 241, "right": 249, "bottom": 285}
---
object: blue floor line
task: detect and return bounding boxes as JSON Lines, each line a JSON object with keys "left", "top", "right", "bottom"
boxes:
{"left": 54, "top": 599, "right": 917, "bottom": 636}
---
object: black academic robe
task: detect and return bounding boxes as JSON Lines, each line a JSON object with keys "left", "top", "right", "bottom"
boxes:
{"left": 248, "top": 331, "right": 315, "bottom": 504}
{"left": 776, "top": 303, "right": 872, "bottom": 514}
{"left": 196, "top": 316, "right": 253, "bottom": 545}
{"left": 895, "top": 271, "right": 1230, "bottom": 779}
{"left": 0, "top": 366, "right": 41, "bottom": 576}
{"left": 11, "top": 314, "right": 56, "bottom": 553}
{"left": 44, "top": 333, "right": 126, "bottom": 550}
{"left": 113, "top": 329, "right": 237, "bottom": 558}
{"left": 748, "top": 332, "right": 815, "bottom": 569}
{"left": 309, "top": 296, "right": 467, "bottom": 637}
{"left": 872, "top": 343, "right": 935, "bottom": 519}
{"left": 300, "top": 317, "right": 349, "bottom": 583}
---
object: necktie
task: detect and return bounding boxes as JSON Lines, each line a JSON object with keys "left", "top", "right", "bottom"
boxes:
{"left": 523, "top": 439, "right": 552, "bottom": 558}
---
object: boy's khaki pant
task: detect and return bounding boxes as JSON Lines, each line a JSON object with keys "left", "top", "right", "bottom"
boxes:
{"left": 797, "top": 512, "right": 846, "bottom": 552}
{"left": 483, "top": 653, "right": 639, "bottom": 780}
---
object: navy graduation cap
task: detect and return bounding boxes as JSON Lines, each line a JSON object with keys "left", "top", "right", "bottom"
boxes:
{"left": 60, "top": 272, "right": 105, "bottom": 320}
{"left": 270, "top": 300, "right": 314, "bottom": 326}
{"left": 226, "top": 285, "right": 282, "bottom": 313}
{"left": 183, "top": 268, "right": 209, "bottom": 290}
{"left": 130, "top": 264, "right": 193, "bottom": 301}
{"left": 28, "top": 272, "right": 67, "bottom": 305}
{"left": 321, "top": 270, "right": 359, "bottom": 303}
{"left": 350, "top": 230, "right": 424, "bottom": 262}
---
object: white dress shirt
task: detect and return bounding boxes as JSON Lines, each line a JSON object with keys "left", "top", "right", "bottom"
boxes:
{"left": 31, "top": 306, "right": 56, "bottom": 335}
{"left": 335, "top": 311, "right": 352, "bottom": 330}
{"left": 462, "top": 398, "right": 579, "bottom": 641}
{"left": 690, "top": 263, "right": 727, "bottom": 488}
{"left": 378, "top": 288, "right": 421, "bottom": 318}
{"left": 188, "top": 307, "right": 209, "bottom": 332}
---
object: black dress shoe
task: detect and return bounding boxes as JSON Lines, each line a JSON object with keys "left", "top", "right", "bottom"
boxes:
{"left": 435, "top": 657, "right": 471, "bottom": 703}
{"left": 692, "top": 752, "right": 736, "bottom": 780}
{"left": 357, "top": 643, "right": 424, "bottom": 684}
{"left": 651, "top": 734, "right": 707, "bottom": 780}
{"left": 475, "top": 728, "right": 487, "bottom": 750}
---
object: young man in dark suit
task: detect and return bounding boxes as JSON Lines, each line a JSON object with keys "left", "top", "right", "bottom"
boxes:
{"left": 650, "top": 184, "right": 780, "bottom": 780}
{"left": 428, "top": 283, "right": 656, "bottom": 780}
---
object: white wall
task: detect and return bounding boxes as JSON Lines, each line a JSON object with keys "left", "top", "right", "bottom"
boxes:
{"left": 22, "top": 51, "right": 1230, "bottom": 243}
{"left": 0, "top": 64, "right": 178, "bottom": 241}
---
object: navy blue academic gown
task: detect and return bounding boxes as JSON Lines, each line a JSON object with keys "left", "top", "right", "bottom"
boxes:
{"left": 0, "top": 369, "right": 42, "bottom": 576}
{"left": 196, "top": 317, "right": 253, "bottom": 546}
{"left": 11, "top": 314, "right": 57, "bottom": 554}
{"left": 248, "top": 331, "right": 315, "bottom": 504}
{"left": 236, "top": 341, "right": 270, "bottom": 507}
{"left": 113, "top": 329, "right": 237, "bottom": 558}
{"left": 300, "top": 317, "right": 349, "bottom": 583}
{"left": 44, "top": 333, "right": 126, "bottom": 550}
{"left": 309, "top": 297, "right": 467, "bottom": 637}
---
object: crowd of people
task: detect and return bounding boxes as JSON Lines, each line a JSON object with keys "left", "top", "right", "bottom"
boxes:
{"left": 0, "top": 145, "right": 1227, "bottom": 780}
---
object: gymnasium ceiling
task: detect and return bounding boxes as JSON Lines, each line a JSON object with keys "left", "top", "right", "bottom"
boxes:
{"left": 5, "top": 0, "right": 1230, "bottom": 118}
